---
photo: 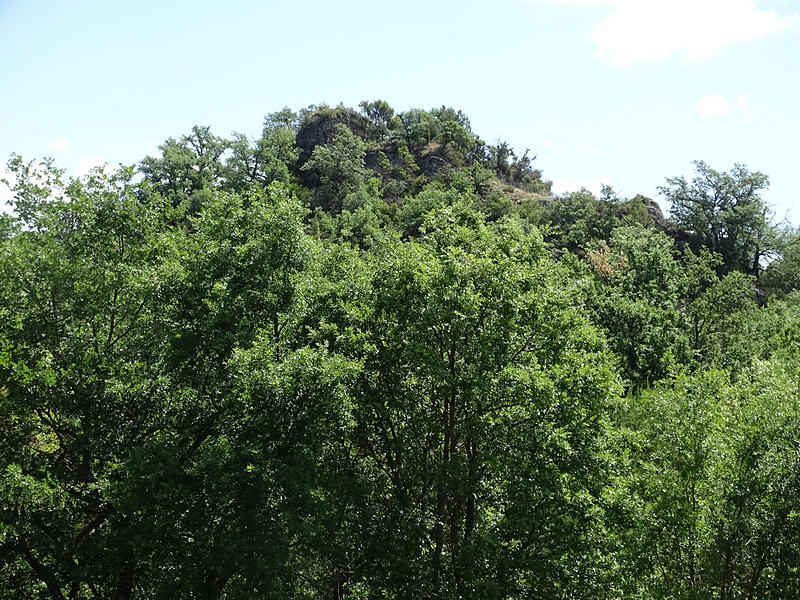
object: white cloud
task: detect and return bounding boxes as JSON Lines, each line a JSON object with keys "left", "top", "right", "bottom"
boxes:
{"left": 695, "top": 94, "right": 733, "bottom": 117}
{"left": 575, "top": 143, "right": 598, "bottom": 153}
{"left": 737, "top": 93, "right": 757, "bottom": 121}
{"left": 76, "top": 155, "right": 107, "bottom": 177}
{"left": 544, "top": 140, "right": 566, "bottom": 151}
{"left": 737, "top": 93, "right": 751, "bottom": 110}
{"left": 46, "top": 138, "right": 72, "bottom": 154}
{"left": 544, "top": 140, "right": 599, "bottom": 153}
{"left": 552, "top": 175, "right": 612, "bottom": 196}
{"left": 695, "top": 92, "right": 756, "bottom": 120}
{"left": 545, "top": 0, "right": 800, "bottom": 66}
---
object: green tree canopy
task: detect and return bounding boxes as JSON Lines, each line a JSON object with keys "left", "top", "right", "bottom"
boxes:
{"left": 660, "top": 161, "right": 774, "bottom": 276}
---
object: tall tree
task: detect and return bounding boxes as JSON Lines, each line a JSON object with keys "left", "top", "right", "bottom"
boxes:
{"left": 660, "top": 161, "right": 773, "bottom": 276}
{"left": 351, "top": 204, "right": 619, "bottom": 598}
{"left": 0, "top": 161, "right": 169, "bottom": 599}
{"left": 140, "top": 125, "right": 228, "bottom": 211}
{"left": 612, "top": 362, "right": 800, "bottom": 598}
{"left": 227, "top": 108, "right": 300, "bottom": 192}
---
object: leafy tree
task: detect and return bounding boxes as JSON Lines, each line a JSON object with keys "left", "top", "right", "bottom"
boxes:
{"left": 429, "top": 106, "right": 479, "bottom": 166}
{"left": 5, "top": 101, "right": 800, "bottom": 599}
{"left": 350, "top": 205, "right": 619, "bottom": 597}
{"left": 397, "top": 185, "right": 463, "bottom": 237}
{"left": 684, "top": 268, "right": 758, "bottom": 369}
{"left": 486, "top": 140, "right": 513, "bottom": 178}
{"left": 311, "top": 186, "right": 395, "bottom": 249}
{"left": 227, "top": 108, "right": 301, "bottom": 192}
{"left": 0, "top": 161, "right": 170, "bottom": 598}
{"left": 359, "top": 99, "right": 395, "bottom": 142}
{"left": 140, "top": 125, "right": 228, "bottom": 211}
{"left": 544, "top": 189, "right": 622, "bottom": 252}
{"left": 398, "top": 108, "right": 441, "bottom": 150}
{"left": 761, "top": 227, "right": 800, "bottom": 298}
{"left": 612, "top": 362, "right": 800, "bottom": 598}
{"left": 583, "top": 226, "right": 690, "bottom": 387}
{"left": 660, "top": 161, "right": 774, "bottom": 276}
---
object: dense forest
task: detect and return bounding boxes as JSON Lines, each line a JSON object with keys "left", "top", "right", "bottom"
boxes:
{"left": 2, "top": 101, "right": 800, "bottom": 599}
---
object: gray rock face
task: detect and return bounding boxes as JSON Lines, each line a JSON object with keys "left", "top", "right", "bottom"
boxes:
{"left": 366, "top": 147, "right": 450, "bottom": 177}
{"left": 365, "top": 150, "right": 381, "bottom": 170}
{"left": 296, "top": 116, "right": 340, "bottom": 163}
{"left": 365, "top": 149, "right": 404, "bottom": 170}
{"left": 646, "top": 200, "right": 668, "bottom": 230}
{"left": 296, "top": 109, "right": 369, "bottom": 164}
{"left": 419, "top": 154, "right": 449, "bottom": 176}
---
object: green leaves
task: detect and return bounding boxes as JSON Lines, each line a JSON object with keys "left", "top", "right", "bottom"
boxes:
{"left": 301, "top": 124, "right": 369, "bottom": 209}
{"left": 661, "top": 161, "right": 773, "bottom": 276}
{"left": 348, "top": 206, "right": 618, "bottom": 597}
{"left": 3, "top": 104, "right": 799, "bottom": 599}
{"left": 612, "top": 361, "right": 800, "bottom": 597}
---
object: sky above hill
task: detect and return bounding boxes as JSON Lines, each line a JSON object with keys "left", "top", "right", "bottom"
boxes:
{"left": 2, "top": 0, "right": 799, "bottom": 221}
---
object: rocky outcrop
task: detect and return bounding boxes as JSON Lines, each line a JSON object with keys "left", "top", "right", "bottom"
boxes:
{"left": 365, "top": 148, "right": 404, "bottom": 170}
{"left": 295, "top": 107, "right": 369, "bottom": 164}
{"left": 646, "top": 199, "right": 668, "bottom": 230}
{"left": 296, "top": 116, "right": 340, "bottom": 162}
{"left": 418, "top": 154, "right": 449, "bottom": 176}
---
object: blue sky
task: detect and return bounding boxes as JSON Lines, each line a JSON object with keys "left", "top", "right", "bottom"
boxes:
{"left": 2, "top": 0, "right": 799, "bottom": 221}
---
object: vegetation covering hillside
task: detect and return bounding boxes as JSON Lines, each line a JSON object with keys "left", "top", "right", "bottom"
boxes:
{"left": 2, "top": 101, "right": 800, "bottom": 599}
